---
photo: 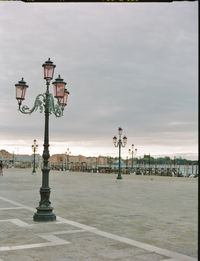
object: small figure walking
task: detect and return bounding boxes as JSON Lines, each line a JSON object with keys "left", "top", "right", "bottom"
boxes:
{"left": 0, "top": 161, "right": 3, "bottom": 176}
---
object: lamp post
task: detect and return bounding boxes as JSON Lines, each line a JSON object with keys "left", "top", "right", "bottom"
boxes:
{"left": 148, "top": 153, "right": 151, "bottom": 174}
{"left": 15, "top": 58, "right": 70, "bottom": 222}
{"left": 32, "top": 139, "right": 38, "bottom": 174}
{"left": 128, "top": 144, "right": 137, "bottom": 173}
{"left": 65, "top": 148, "right": 71, "bottom": 171}
{"left": 113, "top": 127, "right": 127, "bottom": 180}
{"left": 12, "top": 151, "right": 15, "bottom": 167}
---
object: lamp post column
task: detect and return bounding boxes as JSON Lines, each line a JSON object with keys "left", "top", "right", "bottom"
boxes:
{"left": 149, "top": 153, "right": 151, "bottom": 174}
{"left": 65, "top": 148, "right": 71, "bottom": 171}
{"left": 15, "top": 58, "right": 70, "bottom": 222}
{"left": 33, "top": 151, "right": 36, "bottom": 173}
{"left": 113, "top": 127, "right": 127, "bottom": 180}
{"left": 129, "top": 144, "right": 137, "bottom": 173}
{"left": 131, "top": 149, "right": 133, "bottom": 172}
{"left": 118, "top": 139, "right": 122, "bottom": 179}
{"left": 65, "top": 156, "right": 67, "bottom": 171}
{"left": 33, "top": 80, "right": 56, "bottom": 222}
{"left": 67, "top": 154, "right": 69, "bottom": 171}
{"left": 32, "top": 139, "right": 38, "bottom": 174}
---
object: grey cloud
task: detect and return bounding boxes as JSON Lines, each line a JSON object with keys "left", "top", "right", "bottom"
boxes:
{"left": 0, "top": 2, "right": 198, "bottom": 158}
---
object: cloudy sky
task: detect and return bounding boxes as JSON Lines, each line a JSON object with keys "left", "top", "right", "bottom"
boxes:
{"left": 0, "top": 1, "right": 198, "bottom": 159}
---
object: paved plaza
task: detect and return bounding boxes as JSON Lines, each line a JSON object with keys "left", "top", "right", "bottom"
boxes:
{"left": 0, "top": 168, "right": 198, "bottom": 261}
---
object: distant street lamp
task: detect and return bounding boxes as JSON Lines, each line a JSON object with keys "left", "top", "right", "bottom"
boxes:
{"left": 32, "top": 139, "right": 38, "bottom": 174}
{"left": 12, "top": 151, "right": 15, "bottom": 167}
{"left": 107, "top": 156, "right": 112, "bottom": 170}
{"left": 113, "top": 127, "right": 127, "bottom": 180}
{"left": 174, "top": 156, "right": 176, "bottom": 168}
{"left": 128, "top": 144, "right": 137, "bottom": 173}
{"left": 148, "top": 153, "right": 151, "bottom": 174}
{"left": 15, "top": 58, "right": 70, "bottom": 222}
{"left": 65, "top": 148, "right": 71, "bottom": 171}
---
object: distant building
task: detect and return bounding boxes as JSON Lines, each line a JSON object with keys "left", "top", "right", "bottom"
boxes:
{"left": 0, "top": 149, "right": 42, "bottom": 168}
{"left": 49, "top": 154, "right": 122, "bottom": 172}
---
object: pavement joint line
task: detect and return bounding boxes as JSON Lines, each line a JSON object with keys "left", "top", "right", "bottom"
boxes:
{"left": 0, "top": 195, "right": 197, "bottom": 261}
{"left": 56, "top": 217, "right": 98, "bottom": 231}
{"left": 0, "top": 241, "right": 70, "bottom": 252}
{"left": 82, "top": 229, "right": 197, "bottom": 261}
{"left": 0, "top": 207, "right": 25, "bottom": 210}
{"left": 39, "top": 229, "right": 86, "bottom": 235}
{"left": 162, "top": 259, "right": 181, "bottom": 261}
{"left": 54, "top": 218, "right": 197, "bottom": 261}
{"left": 0, "top": 218, "right": 32, "bottom": 227}
{"left": 0, "top": 196, "right": 35, "bottom": 212}
{"left": 0, "top": 218, "right": 71, "bottom": 227}
{"left": 37, "top": 234, "right": 70, "bottom": 244}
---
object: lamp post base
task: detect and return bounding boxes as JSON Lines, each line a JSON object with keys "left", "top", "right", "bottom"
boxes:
{"left": 117, "top": 175, "right": 122, "bottom": 180}
{"left": 33, "top": 206, "right": 56, "bottom": 222}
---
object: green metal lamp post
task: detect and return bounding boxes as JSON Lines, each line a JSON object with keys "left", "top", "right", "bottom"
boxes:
{"left": 148, "top": 153, "right": 151, "bottom": 175}
{"left": 65, "top": 148, "right": 71, "bottom": 171}
{"left": 128, "top": 144, "right": 137, "bottom": 173}
{"left": 15, "top": 58, "right": 70, "bottom": 222}
{"left": 113, "top": 127, "right": 127, "bottom": 180}
{"left": 32, "top": 139, "right": 38, "bottom": 174}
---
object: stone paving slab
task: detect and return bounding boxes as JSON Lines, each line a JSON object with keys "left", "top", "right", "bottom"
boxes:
{"left": 0, "top": 168, "right": 198, "bottom": 260}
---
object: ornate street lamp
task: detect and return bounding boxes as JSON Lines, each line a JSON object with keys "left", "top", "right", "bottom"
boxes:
{"left": 148, "top": 153, "right": 151, "bottom": 174}
{"left": 65, "top": 148, "right": 71, "bottom": 171}
{"left": 113, "top": 127, "right": 127, "bottom": 179}
{"left": 32, "top": 139, "right": 38, "bottom": 174}
{"left": 128, "top": 144, "right": 137, "bottom": 173}
{"left": 15, "top": 58, "right": 70, "bottom": 222}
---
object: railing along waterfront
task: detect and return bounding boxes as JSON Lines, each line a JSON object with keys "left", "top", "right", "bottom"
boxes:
{"left": 48, "top": 163, "right": 198, "bottom": 177}
{"left": 133, "top": 164, "right": 198, "bottom": 177}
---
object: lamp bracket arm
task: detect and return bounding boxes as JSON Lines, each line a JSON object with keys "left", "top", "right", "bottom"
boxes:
{"left": 49, "top": 94, "right": 63, "bottom": 118}
{"left": 19, "top": 94, "right": 45, "bottom": 114}
{"left": 114, "top": 142, "right": 119, "bottom": 148}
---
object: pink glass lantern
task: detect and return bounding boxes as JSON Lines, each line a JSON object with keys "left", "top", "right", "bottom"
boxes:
{"left": 15, "top": 78, "right": 29, "bottom": 105}
{"left": 52, "top": 75, "right": 66, "bottom": 99}
{"left": 113, "top": 136, "right": 117, "bottom": 145}
{"left": 58, "top": 88, "right": 70, "bottom": 107}
{"left": 123, "top": 136, "right": 127, "bottom": 145}
{"left": 42, "top": 58, "right": 56, "bottom": 81}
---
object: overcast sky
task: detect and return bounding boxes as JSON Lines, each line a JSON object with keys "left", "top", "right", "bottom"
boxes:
{"left": 0, "top": 1, "right": 198, "bottom": 159}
